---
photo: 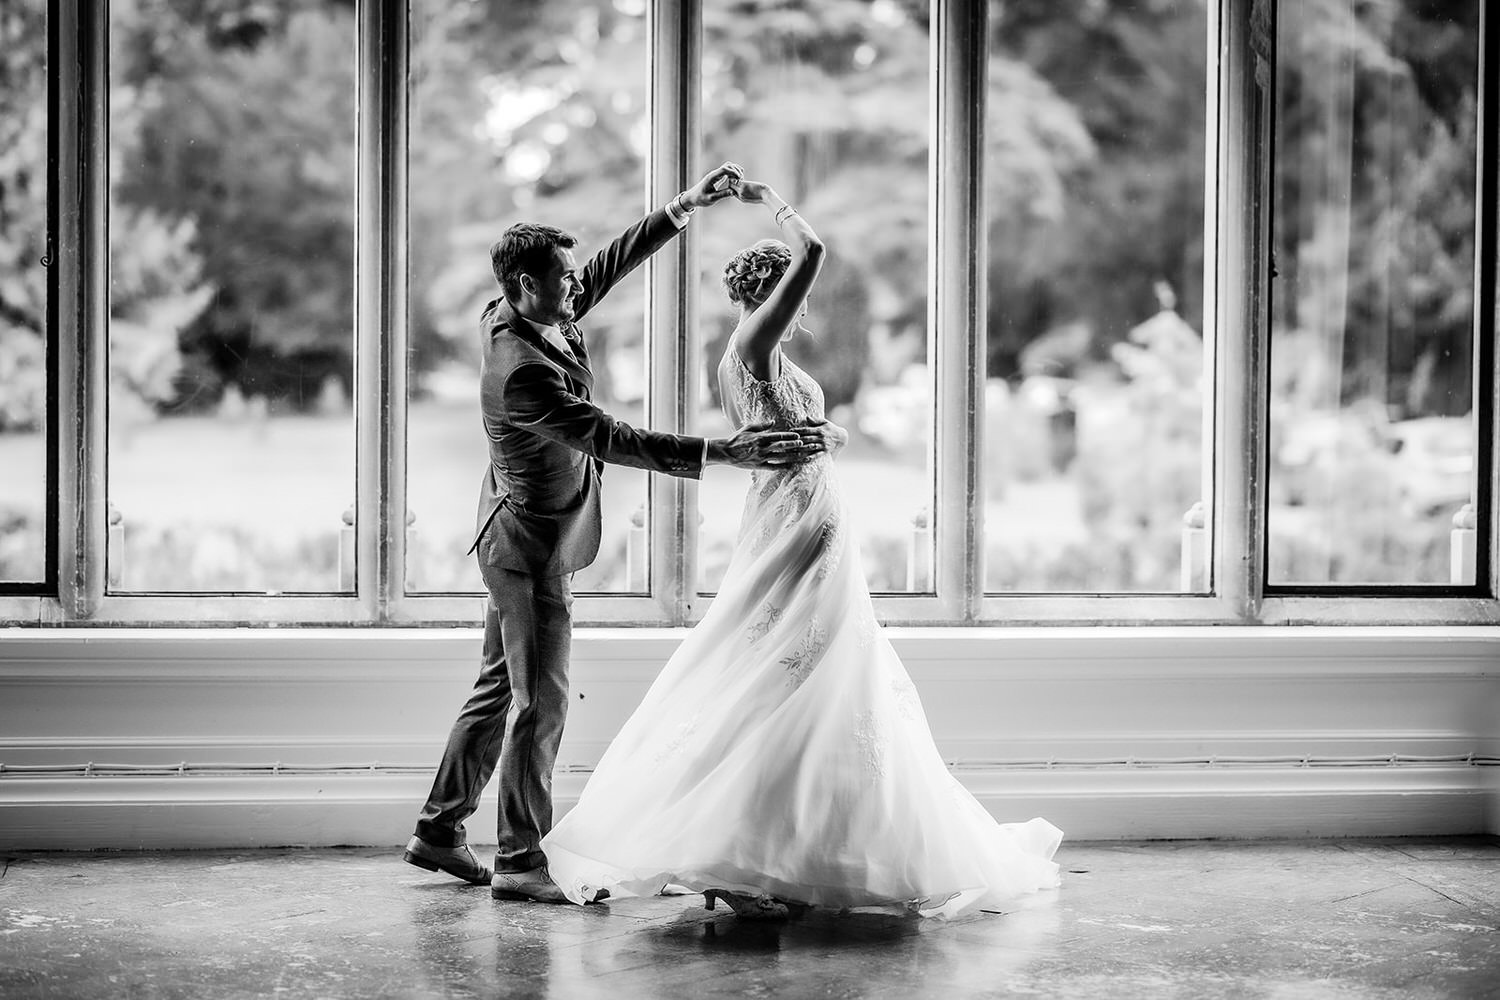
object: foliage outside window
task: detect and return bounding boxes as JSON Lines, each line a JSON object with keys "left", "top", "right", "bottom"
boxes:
{"left": 0, "top": 0, "right": 49, "bottom": 587}
{"left": 980, "top": 0, "right": 1209, "bottom": 593}
{"left": 406, "top": 0, "right": 652, "bottom": 595}
{"left": 0, "top": 0, "right": 1493, "bottom": 625}
{"left": 696, "top": 0, "right": 934, "bottom": 594}
{"left": 105, "top": 0, "right": 358, "bottom": 594}
{"left": 1268, "top": 0, "right": 1482, "bottom": 587}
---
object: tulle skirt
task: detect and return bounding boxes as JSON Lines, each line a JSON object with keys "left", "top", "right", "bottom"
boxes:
{"left": 543, "top": 459, "right": 1062, "bottom": 918}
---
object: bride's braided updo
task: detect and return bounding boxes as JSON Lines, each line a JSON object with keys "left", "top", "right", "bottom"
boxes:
{"left": 722, "top": 239, "right": 792, "bottom": 307}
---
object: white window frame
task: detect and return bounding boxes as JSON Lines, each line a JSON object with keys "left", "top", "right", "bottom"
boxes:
{"left": 3, "top": 0, "right": 1496, "bottom": 628}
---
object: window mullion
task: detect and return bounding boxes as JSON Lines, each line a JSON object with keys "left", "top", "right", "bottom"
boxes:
{"left": 1211, "top": 0, "right": 1270, "bottom": 621}
{"left": 1477, "top": 0, "right": 1499, "bottom": 598}
{"left": 931, "top": 0, "right": 985, "bottom": 621}
{"left": 384, "top": 0, "right": 410, "bottom": 619}
{"left": 355, "top": 0, "right": 407, "bottom": 622}
{"left": 648, "top": 0, "right": 697, "bottom": 625}
{"left": 55, "top": 0, "right": 106, "bottom": 620}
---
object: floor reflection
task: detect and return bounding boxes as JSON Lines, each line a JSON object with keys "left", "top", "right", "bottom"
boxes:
{"left": 3, "top": 842, "right": 1495, "bottom": 1000}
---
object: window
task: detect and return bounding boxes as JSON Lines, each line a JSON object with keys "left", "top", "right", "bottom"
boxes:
{"left": 4, "top": 0, "right": 1496, "bottom": 627}
{"left": 407, "top": 0, "right": 653, "bottom": 596}
{"left": 1268, "top": 0, "right": 1484, "bottom": 589}
{"left": 0, "top": 0, "right": 49, "bottom": 590}
{"left": 980, "top": 0, "right": 1210, "bottom": 594}
{"left": 696, "top": 0, "right": 934, "bottom": 595}
{"left": 106, "top": 0, "right": 358, "bottom": 594}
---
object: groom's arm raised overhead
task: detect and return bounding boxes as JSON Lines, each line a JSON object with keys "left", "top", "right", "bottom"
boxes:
{"left": 485, "top": 161, "right": 831, "bottom": 473}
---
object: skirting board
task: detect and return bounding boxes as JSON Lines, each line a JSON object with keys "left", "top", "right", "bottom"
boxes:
{"left": 0, "top": 765, "right": 1493, "bottom": 851}
{"left": 1, "top": 626, "right": 1497, "bottom": 848}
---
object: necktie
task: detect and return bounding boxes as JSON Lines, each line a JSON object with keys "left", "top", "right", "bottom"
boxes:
{"left": 541, "top": 326, "right": 574, "bottom": 362}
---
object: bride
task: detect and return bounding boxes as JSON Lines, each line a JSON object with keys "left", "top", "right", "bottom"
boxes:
{"left": 542, "top": 177, "right": 1062, "bottom": 920}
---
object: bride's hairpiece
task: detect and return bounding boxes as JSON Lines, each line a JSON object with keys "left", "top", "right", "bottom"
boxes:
{"left": 723, "top": 239, "right": 792, "bottom": 306}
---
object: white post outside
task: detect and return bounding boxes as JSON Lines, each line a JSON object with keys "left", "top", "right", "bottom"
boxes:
{"left": 339, "top": 505, "right": 356, "bottom": 593}
{"left": 627, "top": 503, "right": 649, "bottom": 594}
{"left": 1181, "top": 501, "right": 1208, "bottom": 592}
{"left": 908, "top": 506, "right": 933, "bottom": 592}
{"left": 1450, "top": 503, "right": 1477, "bottom": 586}
{"left": 106, "top": 502, "right": 123, "bottom": 591}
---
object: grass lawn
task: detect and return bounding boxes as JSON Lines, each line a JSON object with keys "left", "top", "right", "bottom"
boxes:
{"left": 0, "top": 402, "right": 1099, "bottom": 594}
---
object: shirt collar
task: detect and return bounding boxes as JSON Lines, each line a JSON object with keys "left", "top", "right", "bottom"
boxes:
{"left": 517, "top": 314, "right": 561, "bottom": 340}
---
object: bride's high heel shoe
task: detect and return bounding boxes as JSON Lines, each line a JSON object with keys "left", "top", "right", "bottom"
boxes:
{"left": 703, "top": 888, "right": 790, "bottom": 920}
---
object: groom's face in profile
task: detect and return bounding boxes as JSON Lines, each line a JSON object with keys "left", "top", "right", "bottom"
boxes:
{"left": 523, "top": 246, "right": 583, "bottom": 327}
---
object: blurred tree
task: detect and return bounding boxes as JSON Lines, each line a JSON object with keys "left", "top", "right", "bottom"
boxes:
{"left": 698, "top": 0, "right": 933, "bottom": 408}
{"left": 1075, "top": 303, "right": 1203, "bottom": 590}
{"left": 6, "top": 0, "right": 1477, "bottom": 430}
{"left": 107, "top": 206, "right": 213, "bottom": 423}
{"left": 1273, "top": 0, "right": 1477, "bottom": 417}
{"left": 987, "top": 0, "right": 1208, "bottom": 380}
{"left": 408, "top": 0, "right": 654, "bottom": 406}
{"left": 110, "top": 0, "right": 359, "bottom": 411}
{"left": 0, "top": 0, "right": 48, "bottom": 432}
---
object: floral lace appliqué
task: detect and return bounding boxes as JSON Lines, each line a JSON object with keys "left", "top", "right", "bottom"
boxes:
{"left": 724, "top": 348, "right": 836, "bottom": 554}
{"left": 727, "top": 351, "right": 825, "bottom": 429}
{"left": 815, "top": 515, "right": 844, "bottom": 582}
{"left": 751, "top": 465, "right": 821, "bottom": 550}
{"left": 852, "top": 710, "right": 888, "bottom": 779}
{"left": 779, "top": 617, "right": 827, "bottom": 688}
{"left": 746, "top": 602, "right": 783, "bottom": 645}
{"left": 891, "top": 673, "right": 922, "bottom": 722}
{"left": 654, "top": 715, "right": 700, "bottom": 763}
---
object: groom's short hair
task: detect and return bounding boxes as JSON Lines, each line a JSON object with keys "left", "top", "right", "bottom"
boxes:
{"left": 491, "top": 223, "right": 578, "bottom": 301}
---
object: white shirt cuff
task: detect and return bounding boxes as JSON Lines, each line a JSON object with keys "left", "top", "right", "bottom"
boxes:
{"left": 664, "top": 196, "right": 691, "bottom": 229}
{"left": 700, "top": 439, "right": 709, "bottom": 467}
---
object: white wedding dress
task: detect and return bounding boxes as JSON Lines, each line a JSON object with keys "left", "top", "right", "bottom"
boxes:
{"left": 542, "top": 347, "right": 1062, "bottom": 918}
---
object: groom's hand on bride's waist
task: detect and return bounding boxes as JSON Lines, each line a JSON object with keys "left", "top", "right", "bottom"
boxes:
{"left": 799, "top": 419, "right": 848, "bottom": 455}
{"left": 708, "top": 421, "right": 829, "bottom": 469}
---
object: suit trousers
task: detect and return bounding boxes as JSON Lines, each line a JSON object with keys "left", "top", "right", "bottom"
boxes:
{"left": 414, "top": 565, "right": 573, "bottom": 872}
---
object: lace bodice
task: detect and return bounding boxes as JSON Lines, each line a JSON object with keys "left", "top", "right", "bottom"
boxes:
{"left": 719, "top": 347, "right": 825, "bottom": 430}
{"left": 718, "top": 346, "right": 837, "bottom": 555}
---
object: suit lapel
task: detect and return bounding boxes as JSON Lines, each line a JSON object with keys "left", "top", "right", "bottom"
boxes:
{"left": 493, "top": 299, "right": 595, "bottom": 396}
{"left": 559, "top": 323, "right": 595, "bottom": 395}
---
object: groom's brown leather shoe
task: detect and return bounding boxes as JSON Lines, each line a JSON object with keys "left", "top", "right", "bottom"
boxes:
{"left": 491, "top": 866, "right": 609, "bottom": 904}
{"left": 402, "top": 836, "right": 493, "bottom": 885}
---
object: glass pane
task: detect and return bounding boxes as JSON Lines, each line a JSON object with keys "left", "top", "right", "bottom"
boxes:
{"left": 107, "top": 1, "right": 356, "bottom": 593}
{"left": 0, "top": 0, "right": 48, "bottom": 585}
{"left": 1268, "top": 0, "right": 1480, "bottom": 586}
{"left": 406, "top": 0, "right": 650, "bottom": 594}
{"left": 981, "top": 0, "right": 1209, "bottom": 593}
{"left": 697, "top": 0, "right": 934, "bottom": 594}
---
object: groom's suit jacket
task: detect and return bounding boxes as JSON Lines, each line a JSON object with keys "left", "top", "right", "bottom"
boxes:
{"left": 468, "top": 208, "right": 706, "bottom": 576}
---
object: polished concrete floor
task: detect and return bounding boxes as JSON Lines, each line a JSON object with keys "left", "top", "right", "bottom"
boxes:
{"left": 1, "top": 838, "right": 1497, "bottom": 999}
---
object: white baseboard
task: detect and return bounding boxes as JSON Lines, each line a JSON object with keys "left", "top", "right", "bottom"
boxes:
{"left": 0, "top": 764, "right": 1489, "bottom": 850}
{"left": 2, "top": 626, "right": 1497, "bottom": 849}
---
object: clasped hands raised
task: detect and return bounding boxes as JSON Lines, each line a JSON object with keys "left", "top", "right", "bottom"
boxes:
{"left": 676, "top": 161, "right": 779, "bottom": 211}
{"left": 681, "top": 161, "right": 843, "bottom": 471}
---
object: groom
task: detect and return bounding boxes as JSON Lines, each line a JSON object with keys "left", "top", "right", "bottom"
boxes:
{"left": 404, "top": 162, "right": 826, "bottom": 904}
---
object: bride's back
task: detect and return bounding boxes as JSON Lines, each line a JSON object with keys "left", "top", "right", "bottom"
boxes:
{"left": 717, "top": 339, "right": 824, "bottom": 432}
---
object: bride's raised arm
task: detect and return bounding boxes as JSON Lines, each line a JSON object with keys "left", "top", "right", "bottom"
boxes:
{"left": 726, "top": 180, "right": 825, "bottom": 368}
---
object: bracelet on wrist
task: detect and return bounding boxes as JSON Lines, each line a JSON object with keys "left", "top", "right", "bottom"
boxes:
{"left": 775, "top": 204, "right": 798, "bottom": 225}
